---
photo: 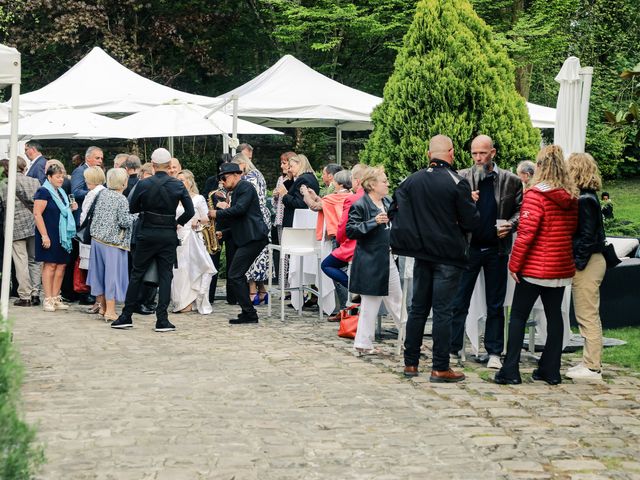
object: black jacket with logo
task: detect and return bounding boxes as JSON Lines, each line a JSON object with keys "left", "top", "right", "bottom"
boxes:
{"left": 389, "top": 159, "right": 479, "bottom": 267}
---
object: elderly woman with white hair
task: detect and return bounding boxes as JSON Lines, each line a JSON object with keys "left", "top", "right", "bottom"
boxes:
{"left": 87, "top": 168, "right": 137, "bottom": 321}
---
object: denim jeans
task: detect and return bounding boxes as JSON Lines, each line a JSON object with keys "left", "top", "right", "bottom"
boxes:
{"left": 450, "top": 246, "right": 508, "bottom": 355}
{"left": 404, "top": 260, "right": 462, "bottom": 371}
{"left": 321, "top": 253, "right": 349, "bottom": 312}
{"left": 501, "top": 279, "right": 565, "bottom": 381}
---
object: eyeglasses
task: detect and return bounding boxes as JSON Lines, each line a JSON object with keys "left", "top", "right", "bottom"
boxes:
{"left": 220, "top": 175, "right": 227, "bottom": 182}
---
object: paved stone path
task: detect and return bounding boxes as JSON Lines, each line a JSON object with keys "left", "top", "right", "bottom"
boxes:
{"left": 10, "top": 298, "right": 640, "bottom": 479}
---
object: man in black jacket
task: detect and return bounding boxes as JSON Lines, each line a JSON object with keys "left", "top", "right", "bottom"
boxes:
{"left": 112, "top": 148, "right": 194, "bottom": 332}
{"left": 450, "top": 135, "right": 523, "bottom": 369}
{"left": 390, "top": 134, "right": 479, "bottom": 382}
{"left": 210, "top": 163, "right": 269, "bottom": 324}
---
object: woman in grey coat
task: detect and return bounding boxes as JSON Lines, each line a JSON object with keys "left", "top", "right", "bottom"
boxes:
{"left": 346, "top": 166, "right": 403, "bottom": 355}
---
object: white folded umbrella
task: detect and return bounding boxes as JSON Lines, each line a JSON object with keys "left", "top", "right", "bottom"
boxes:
{"left": 75, "top": 103, "right": 282, "bottom": 139}
{"left": 554, "top": 57, "right": 584, "bottom": 156}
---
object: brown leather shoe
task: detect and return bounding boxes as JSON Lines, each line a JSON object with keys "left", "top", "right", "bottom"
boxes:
{"left": 430, "top": 368, "right": 465, "bottom": 383}
{"left": 404, "top": 366, "right": 419, "bottom": 377}
{"left": 327, "top": 313, "right": 342, "bottom": 322}
{"left": 13, "top": 298, "right": 32, "bottom": 307}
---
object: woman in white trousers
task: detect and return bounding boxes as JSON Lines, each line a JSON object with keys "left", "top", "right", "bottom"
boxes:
{"left": 345, "top": 166, "right": 403, "bottom": 354}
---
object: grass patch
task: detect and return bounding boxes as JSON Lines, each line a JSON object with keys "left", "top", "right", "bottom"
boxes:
{"left": 602, "top": 327, "right": 640, "bottom": 371}
{"left": 602, "top": 177, "right": 640, "bottom": 226}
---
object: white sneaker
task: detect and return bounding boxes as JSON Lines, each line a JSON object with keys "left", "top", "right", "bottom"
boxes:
{"left": 43, "top": 297, "right": 56, "bottom": 312}
{"left": 487, "top": 355, "right": 503, "bottom": 369}
{"left": 565, "top": 364, "right": 602, "bottom": 381}
{"left": 53, "top": 295, "right": 70, "bottom": 310}
{"left": 567, "top": 363, "right": 585, "bottom": 373}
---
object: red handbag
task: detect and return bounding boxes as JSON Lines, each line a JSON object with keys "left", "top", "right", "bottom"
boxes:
{"left": 337, "top": 304, "right": 360, "bottom": 339}
{"left": 73, "top": 257, "right": 91, "bottom": 294}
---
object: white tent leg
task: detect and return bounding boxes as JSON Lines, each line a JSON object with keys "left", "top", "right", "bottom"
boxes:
{"left": 1, "top": 83, "right": 21, "bottom": 323}
{"left": 579, "top": 66, "right": 593, "bottom": 152}
{"left": 336, "top": 127, "right": 343, "bottom": 165}
{"left": 167, "top": 137, "right": 174, "bottom": 156}
{"left": 231, "top": 95, "right": 238, "bottom": 156}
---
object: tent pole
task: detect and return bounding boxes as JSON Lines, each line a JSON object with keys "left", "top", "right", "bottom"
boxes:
{"left": 1, "top": 83, "right": 21, "bottom": 324}
{"left": 336, "top": 127, "right": 342, "bottom": 165}
{"left": 231, "top": 95, "right": 238, "bottom": 156}
{"left": 167, "top": 137, "right": 175, "bottom": 156}
{"left": 579, "top": 66, "right": 593, "bottom": 153}
{"left": 223, "top": 135, "right": 229, "bottom": 154}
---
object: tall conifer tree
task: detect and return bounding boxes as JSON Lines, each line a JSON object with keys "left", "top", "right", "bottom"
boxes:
{"left": 362, "top": 0, "right": 540, "bottom": 183}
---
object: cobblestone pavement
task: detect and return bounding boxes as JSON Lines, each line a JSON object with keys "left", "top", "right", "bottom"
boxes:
{"left": 10, "top": 296, "right": 640, "bottom": 480}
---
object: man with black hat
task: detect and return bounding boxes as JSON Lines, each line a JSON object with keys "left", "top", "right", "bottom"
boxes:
{"left": 210, "top": 163, "right": 269, "bottom": 324}
{"left": 111, "top": 148, "right": 194, "bottom": 332}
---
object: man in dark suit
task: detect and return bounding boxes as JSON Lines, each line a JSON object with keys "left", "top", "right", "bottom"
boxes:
{"left": 24, "top": 141, "right": 47, "bottom": 184}
{"left": 71, "top": 146, "right": 104, "bottom": 225}
{"left": 210, "top": 163, "right": 269, "bottom": 324}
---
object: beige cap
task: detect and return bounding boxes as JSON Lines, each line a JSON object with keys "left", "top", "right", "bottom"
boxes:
{"left": 151, "top": 148, "right": 171, "bottom": 164}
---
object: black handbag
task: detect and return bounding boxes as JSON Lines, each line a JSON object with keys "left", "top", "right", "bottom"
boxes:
{"left": 602, "top": 242, "right": 621, "bottom": 269}
{"left": 74, "top": 189, "right": 105, "bottom": 244}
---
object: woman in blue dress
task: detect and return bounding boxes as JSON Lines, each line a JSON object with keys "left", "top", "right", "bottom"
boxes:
{"left": 33, "top": 163, "right": 77, "bottom": 312}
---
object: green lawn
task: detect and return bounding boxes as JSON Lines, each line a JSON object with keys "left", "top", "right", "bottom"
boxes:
{"left": 603, "top": 177, "right": 640, "bottom": 224}
{"left": 602, "top": 327, "right": 640, "bottom": 370}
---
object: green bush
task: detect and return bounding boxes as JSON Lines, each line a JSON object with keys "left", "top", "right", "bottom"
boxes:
{"left": 361, "top": 0, "right": 540, "bottom": 184}
{"left": 0, "top": 326, "right": 44, "bottom": 479}
{"left": 604, "top": 218, "right": 640, "bottom": 237}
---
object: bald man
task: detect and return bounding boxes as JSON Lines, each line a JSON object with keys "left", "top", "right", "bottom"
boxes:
{"left": 449, "top": 135, "right": 522, "bottom": 370}
{"left": 389, "top": 134, "right": 479, "bottom": 382}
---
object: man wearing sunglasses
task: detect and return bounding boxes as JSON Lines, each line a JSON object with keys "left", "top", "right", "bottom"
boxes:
{"left": 209, "top": 163, "right": 269, "bottom": 324}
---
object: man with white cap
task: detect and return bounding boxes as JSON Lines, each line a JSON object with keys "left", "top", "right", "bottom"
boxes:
{"left": 111, "top": 148, "right": 194, "bottom": 332}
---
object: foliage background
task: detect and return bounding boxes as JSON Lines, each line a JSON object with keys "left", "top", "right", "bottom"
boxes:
{"left": 0, "top": 0, "right": 639, "bottom": 181}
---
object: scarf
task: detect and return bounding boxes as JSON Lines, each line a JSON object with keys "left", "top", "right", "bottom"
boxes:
{"left": 42, "top": 180, "right": 76, "bottom": 253}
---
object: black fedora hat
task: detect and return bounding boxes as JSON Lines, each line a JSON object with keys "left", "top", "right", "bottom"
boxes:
{"left": 218, "top": 162, "right": 242, "bottom": 179}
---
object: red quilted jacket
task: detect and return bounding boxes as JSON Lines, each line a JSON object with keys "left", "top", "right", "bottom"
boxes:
{"left": 509, "top": 184, "right": 578, "bottom": 279}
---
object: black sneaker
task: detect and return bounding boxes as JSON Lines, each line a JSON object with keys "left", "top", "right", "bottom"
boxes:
{"left": 229, "top": 315, "right": 259, "bottom": 324}
{"left": 154, "top": 320, "right": 176, "bottom": 332}
{"left": 31, "top": 296, "right": 41, "bottom": 306}
{"left": 111, "top": 316, "right": 133, "bottom": 329}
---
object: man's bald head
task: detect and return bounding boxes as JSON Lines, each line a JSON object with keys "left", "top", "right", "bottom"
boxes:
{"left": 428, "top": 135, "right": 454, "bottom": 164}
{"left": 470, "top": 134, "right": 496, "bottom": 169}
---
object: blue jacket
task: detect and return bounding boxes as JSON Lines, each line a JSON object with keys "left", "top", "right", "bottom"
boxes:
{"left": 71, "top": 163, "right": 89, "bottom": 224}
{"left": 26, "top": 155, "right": 47, "bottom": 184}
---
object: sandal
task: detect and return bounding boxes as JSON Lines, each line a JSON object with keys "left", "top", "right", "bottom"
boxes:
{"left": 87, "top": 303, "right": 101, "bottom": 314}
{"left": 354, "top": 347, "right": 382, "bottom": 357}
{"left": 103, "top": 312, "right": 118, "bottom": 323}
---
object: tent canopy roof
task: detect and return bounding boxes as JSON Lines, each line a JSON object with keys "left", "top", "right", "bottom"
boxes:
{"left": 0, "top": 109, "right": 119, "bottom": 140}
{"left": 216, "top": 55, "right": 383, "bottom": 131}
{"left": 11, "top": 47, "right": 218, "bottom": 114}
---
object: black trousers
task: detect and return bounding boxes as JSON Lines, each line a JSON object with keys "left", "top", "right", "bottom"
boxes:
{"left": 227, "top": 238, "right": 268, "bottom": 319}
{"left": 404, "top": 260, "right": 463, "bottom": 371}
{"left": 122, "top": 228, "right": 178, "bottom": 322}
{"left": 225, "top": 240, "right": 238, "bottom": 304}
{"left": 60, "top": 240, "right": 79, "bottom": 301}
{"left": 501, "top": 279, "right": 565, "bottom": 381}
{"left": 129, "top": 247, "right": 157, "bottom": 308}
{"left": 208, "top": 249, "right": 222, "bottom": 303}
{"left": 450, "top": 246, "right": 509, "bottom": 356}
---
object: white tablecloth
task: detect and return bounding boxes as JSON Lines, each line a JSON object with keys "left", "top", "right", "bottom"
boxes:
{"left": 288, "top": 209, "right": 336, "bottom": 315}
{"left": 466, "top": 268, "right": 571, "bottom": 354}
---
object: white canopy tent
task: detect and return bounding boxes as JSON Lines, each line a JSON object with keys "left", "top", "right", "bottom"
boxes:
{"left": 74, "top": 103, "right": 282, "bottom": 140}
{"left": 527, "top": 102, "right": 556, "bottom": 129}
{"left": 6, "top": 47, "right": 219, "bottom": 115}
{"left": 0, "top": 44, "right": 21, "bottom": 321}
{"left": 214, "top": 55, "right": 383, "bottom": 163}
{"left": 0, "top": 109, "right": 119, "bottom": 140}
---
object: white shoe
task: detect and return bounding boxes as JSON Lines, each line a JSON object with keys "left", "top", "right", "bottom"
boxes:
{"left": 567, "top": 363, "right": 585, "bottom": 373}
{"left": 565, "top": 364, "right": 602, "bottom": 381}
{"left": 53, "top": 295, "right": 70, "bottom": 310}
{"left": 43, "top": 297, "right": 56, "bottom": 312}
{"left": 487, "top": 355, "right": 503, "bottom": 369}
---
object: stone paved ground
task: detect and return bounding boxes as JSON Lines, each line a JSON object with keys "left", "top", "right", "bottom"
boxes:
{"left": 10, "top": 295, "right": 640, "bottom": 480}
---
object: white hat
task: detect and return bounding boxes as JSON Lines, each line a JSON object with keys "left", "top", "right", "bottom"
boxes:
{"left": 151, "top": 148, "right": 171, "bottom": 164}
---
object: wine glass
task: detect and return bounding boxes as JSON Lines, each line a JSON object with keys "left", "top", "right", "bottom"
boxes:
{"left": 379, "top": 205, "right": 391, "bottom": 230}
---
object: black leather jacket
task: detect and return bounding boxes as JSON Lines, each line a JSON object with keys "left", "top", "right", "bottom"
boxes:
{"left": 573, "top": 189, "right": 605, "bottom": 271}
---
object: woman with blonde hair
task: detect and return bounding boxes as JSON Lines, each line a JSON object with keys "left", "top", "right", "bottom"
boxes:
{"left": 87, "top": 168, "right": 136, "bottom": 320}
{"left": 172, "top": 169, "right": 216, "bottom": 313}
{"left": 495, "top": 145, "right": 578, "bottom": 385}
{"left": 566, "top": 152, "right": 606, "bottom": 380}
{"left": 346, "top": 166, "right": 403, "bottom": 355}
{"left": 276, "top": 153, "right": 320, "bottom": 228}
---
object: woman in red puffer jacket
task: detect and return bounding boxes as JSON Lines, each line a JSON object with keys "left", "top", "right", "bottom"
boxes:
{"left": 495, "top": 145, "right": 578, "bottom": 386}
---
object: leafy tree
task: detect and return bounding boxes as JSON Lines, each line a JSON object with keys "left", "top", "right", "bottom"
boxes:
{"left": 361, "top": 0, "right": 540, "bottom": 184}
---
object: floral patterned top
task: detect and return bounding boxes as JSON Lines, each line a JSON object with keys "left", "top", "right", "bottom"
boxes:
{"left": 244, "top": 169, "right": 271, "bottom": 229}
{"left": 89, "top": 189, "right": 137, "bottom": 250}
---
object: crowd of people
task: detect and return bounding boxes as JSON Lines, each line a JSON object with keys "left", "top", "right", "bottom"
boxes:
{"left": 0, "top": 135, "right": 610, "bottom": 384}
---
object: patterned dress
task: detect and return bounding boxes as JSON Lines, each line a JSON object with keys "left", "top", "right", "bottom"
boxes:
{"left": 244, "top": 169, "right": 271, "bottom": 282}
